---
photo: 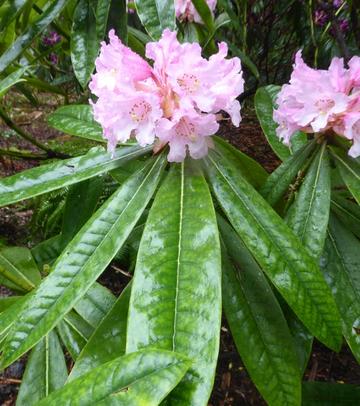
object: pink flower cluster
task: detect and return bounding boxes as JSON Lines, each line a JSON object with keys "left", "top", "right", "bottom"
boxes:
{"left": 89, "top": 29, "right": 243, "bottom": 162}
{"left": 175, "top": 0, "right": 217, "bottom": 24}
{"left": 274, "top": 51, "right": 360, "bottom": 158}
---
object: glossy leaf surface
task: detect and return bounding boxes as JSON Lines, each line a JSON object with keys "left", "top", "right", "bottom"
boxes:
{"left": 204, "top": 151, "right": 342, "bottom": 351}
{"left": 331, "top": 195, "right": 360, "bottom": 239}
{"left": 0, "top": 156, "right": 166, "bottom": 369}
{"left": 127, "top": 162, "right": 221, "bottom": 405}
{"left": 220, "top": 219, "right": 301, "bottom": 406}
{"left": 255, "top": 86, "right": 307, "bottom": 161}
{"left": 260, "top": 141, "right": 317, "bottom": 206}
{"left": 0, "top": 246, "right": 41, "bottom": 292}
{"left": 332, "top": 148, "right": 360, "bottom": 205}
{"left": 73, "top": 283, "right": 116, "bottom": 328}
{"left": 16, "top": 331, "right": 68, "bottom": 406}
{"left": 47, "top": 105, "right": 104, "bottom": 142}
{"left": 0, "top": 67, "right": 27, "bottom": 98}
{"left": 214, "top": 136, "right": 268, "bottom": 189}
{"left": 134, "top": 0, "right": 176, "bottom": 40}
{"left": 38, "top": 350, "right": 190, "bottom": 406}
{"left": 286, "top": 144, "right": 331, "bottom": 259}
{"left": 69, "top": 283, "right": 131, "bottom": 380}
{"left": 0, "top": 0, "right": 70, "bottom": 73}
{"left": 71, "top": 0, "right": 99, "bottom": 88}
{"left": 0, "top": 145, "right": 151, "bottom": 207}
{"left": 321, "top": 215, "right": 360, "bottom": 362}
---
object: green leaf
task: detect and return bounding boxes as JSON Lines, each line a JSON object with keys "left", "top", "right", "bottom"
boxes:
{"left": 219, "top": 218, "right": 301, "bottom": 406}
{"left": 0, "top": 246, "right": 41, "bottom": 292}
{"left": 0, "top": 296, "right": 21, "bottom": 313}
{"left": 0, "top": 0, "right": 71, "bottom": 74}
{"left": 192, "top": 0, "right": 215, "bottom": 31}
{"left": 260, "top": 141, "right": 317, "bottom": 206}
{"left": 0, "top": 0, "right": 27, "bottom": 33}
{"left": 0, "top": 155, "right": 166, "bottom": 369}
{"left": 73, "top": 283, "right": 116, "bottom": 328}
{"left": 331, "top": 148, "right": 360, "bottom": 205}
{"left": 31, "top": 234, "right": 63, "bottom": 270}
{"left": 71, "top": 0, "right": 99, "bottom": 88}
{"left": 204, "top": 151, "right": 342, "bottom": 351}
{"left": 0, "top": 144, "right": 151, "bottom": 207}
{"left": 134, "top": 0, "right": 176, "bottom": 40}
{"left": 0, "top": 67, "right": 27, "bottom": 98}
{"left": 255, "top": 86, "right": 307, "bottom": 161}
{"left": 38, "top": 349, "right": 190, "bottom": 406}
{"left": 214, "top": 136, "right": 268, "bottom": 189}
{"left": 302, "top": 382, "right": 360, "bottom": 405}
{"left": 61, "top": 177, "right": 104, "bottom": 247}
{"left": 0, "top": 295, "right": 29, "bottom": 346}
{"left": 331, "top": 195, "right": 360, "bottom": 239}
{"left": 69, "top": 283, "right": 131, "bottom": 380}
{"left": 321, "top": 215, "right": 360, "bottom": 363}
{"left": 95, "top": 0, "right": 112, "bottom": 41}
{"left": 16, "top": 331, "right": 68, "bottom": 406}
{"left": 127, "top": 161, "right": 221, "bottom": 405}
{"left": 47, "top": 104, "right": 104, "bottom": 142}
{"left": 286, "top": 144, "right": 331, "bottom": 259}
{"left": 56, "top": 318, "right": 88, "bottom": 360}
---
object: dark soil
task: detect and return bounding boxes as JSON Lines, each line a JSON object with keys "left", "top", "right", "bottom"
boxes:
{"left": 0, "top": 95, "right": 359, "bottom": 405}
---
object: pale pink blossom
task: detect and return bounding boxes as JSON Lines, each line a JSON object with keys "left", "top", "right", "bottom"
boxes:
{"left": 274, "top": 51, "right": 360, "bottom": 157}
{"left": 89, "top": 29, "right": 243, "bottom": 162}
{"left": 175, "top": 0, "right": 217, "bottom": 24}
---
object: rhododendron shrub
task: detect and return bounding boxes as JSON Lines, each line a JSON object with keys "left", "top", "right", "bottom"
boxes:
{"left": 90, "top": 29, "right": 243, "bottom": 162}
{"left": 1, "top": 1, "right": 360, "bottom": 405}
{"left": 274, "top": 51, "right": 360, "bottom": 157}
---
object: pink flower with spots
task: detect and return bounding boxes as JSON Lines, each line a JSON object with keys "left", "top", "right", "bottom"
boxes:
{"left": 89, "top": 29, "right": 243, "bottom": 162}
{"left": 274, "top": 51, "right": 360, "bottom": 158}
{"left": 175, "top": 0, "right": 217, "bottom": 24}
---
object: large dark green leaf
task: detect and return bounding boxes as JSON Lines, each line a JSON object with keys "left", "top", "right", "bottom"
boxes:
{"left": 0, "top": 296, "right": 20, "bottom": 313}
{"left": 0, "top": 144, "right": 151, "bottom": 207}
{"left": 331, "top": 148, "right": 360, "bottom": 205}
{"left": 321, "top": 215, "right": 360, "bottom": 362}
{"left": 220, "top": 218, "right": 301, "bottom": 406}
{"left": 302, "top": 382, "right": 360, "bottom": 405}
{"left": 38, "top": 349, "right": 190, "bottom": 406}
{"left": 69, "top": 283, "right": 131, "bottom": 380}
{"left": 0, "top": 67, "right": 27, "bottom": 98}
{"left": 0, "top": 155, "right": 166, "bottom": 369}
{"left": 331, "top": 195, "right": 360, "bottom": 239}
{"left": 0, "top": 0, "right": 70, "bottom": 73}
{"left": 214, "top": 136, "right": 268, "bottom": 189}
{"left": 31, "top": 234, "right": 63, "bottom": 270}
{"left": 71, "top": 0, "right": 99, "bottom": 88}
{"left": 0, "top": 295, "right": 29, "bottom": 346}
{"left": 47, "top": 105, "right": 104, "bottom": 142}
{"left": 56, "top": 318, "right": 88, "bottom": 360}
{"left": 73, "top": 283, "right": 116, "bottom": 328}
{"left": 134, "top": 0, "right": 176, "bottom": 40}
{"left": 286, "top": 144, "right": 331, "bottom": 259}
{"left": 0, "top": 0, "right": 27, "bottom": 33}
{"left": 127, "top": 161, "right": 221, "bottom": 405}
{"left": 204, "top": 150, "right": 342, "bottom": 351}
{"left": 260, "top": 140, "right": 317, "bottom": 206}
{"left": 254, "top": 86, "right": 307, "bottom": 161}
{"left": 61, "top": 177, "right": 104, "bottom": 247}
{"left": 0, "top": 246, "right": 41, "bottom": 292}
{"left": 16, "top": 331, "right": 68, "bottom": 406}
{"left": 192, "top": 0, "right": 215, "bottom": 31}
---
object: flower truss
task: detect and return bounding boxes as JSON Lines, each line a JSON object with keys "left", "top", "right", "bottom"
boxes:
{"left": 89, "top": 29, "right": 244, "bottom": 162}
{"left": 274, "top": 51, "right": 360, "bottom": 157}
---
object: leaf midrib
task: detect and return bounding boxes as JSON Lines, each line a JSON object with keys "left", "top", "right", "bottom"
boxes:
{"left": 208, "top": 155, "right": 336, "bottom": 337}
{"left": 2, "top": 156, "right": 163, "bottom": 364}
